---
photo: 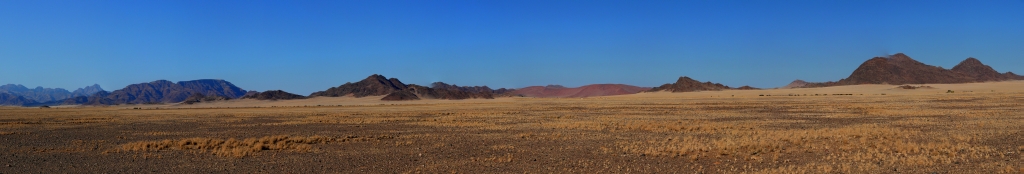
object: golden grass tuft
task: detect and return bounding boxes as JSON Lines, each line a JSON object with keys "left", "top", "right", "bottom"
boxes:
{"left": 118, "top": 135, "right": 333, "bottom": 158}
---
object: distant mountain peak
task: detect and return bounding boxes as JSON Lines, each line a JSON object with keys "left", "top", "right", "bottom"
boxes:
{"left": 676, "top": 76, "right": 696, "bottom": 83}
{"left": 953, "top": 57, "right": 986, "bottom": 69}
{"left": 886, "top": 53, "right": 913, "bottom": 61}
{"left": 952, "top": 57, "right": 1003, "bottom": 81}
{"left": 366, "top": 74, "right": 387, "bottom": 81}
{"left": 71, "top": 84, "right": 104, "bottom": 98}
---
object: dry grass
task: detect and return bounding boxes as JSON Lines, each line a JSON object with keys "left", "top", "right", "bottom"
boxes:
{"left": 2, "top": 82, "right": 1023, "bottom": 173}
{"left": 117, "top": 135, "right": 333, "bottom": 158}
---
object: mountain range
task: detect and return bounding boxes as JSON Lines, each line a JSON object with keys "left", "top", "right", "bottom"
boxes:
{"left": 310, "top": 74, "right": 516, "bottom": 101}
{"left": 2, "top": 53, "right": 1020, "bottom": 106}
{"left": 62, "top": 79, "right": 247, "bottom": 105}
{"left": 0, "top": 84, "right": 104, "bottom": 103}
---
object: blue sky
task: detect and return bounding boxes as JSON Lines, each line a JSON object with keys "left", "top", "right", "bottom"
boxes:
{"left": 2, "top": 0, "right": 1022, "bottom": 94}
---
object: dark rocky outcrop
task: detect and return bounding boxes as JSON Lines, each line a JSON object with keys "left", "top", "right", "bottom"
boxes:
{"left": 309, "top": 74, "right": 407, "bottom": 97}
{"left": 404, "top": 82, "right": 518, "bottom": 100}
{"left": 420, "top": 82, "right": 506, "bottom": 99}
{"left": 241, "top": 90, "right": 306, "bottom": 100}
{"left": 802, "top": 53, "right": 1023, "bottom": 87}
{"left": 648, "top": 76, "right": 733, "bottom": 92}
{"left": 182, "top": 93, "right": 231, "bottom": 104}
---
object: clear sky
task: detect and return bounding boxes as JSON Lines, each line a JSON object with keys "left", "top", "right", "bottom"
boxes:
{"left": 2, "top": 0, "right": 1022, "bottom": 94}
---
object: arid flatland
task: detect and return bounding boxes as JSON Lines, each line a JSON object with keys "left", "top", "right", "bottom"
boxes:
{"left": 1, "top": 82, "right": 1023, "bottom": 173}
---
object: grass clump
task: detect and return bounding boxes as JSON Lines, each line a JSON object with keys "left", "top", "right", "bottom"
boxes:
{"left": 118, "top": 135, "right": 333, "bottom": 158}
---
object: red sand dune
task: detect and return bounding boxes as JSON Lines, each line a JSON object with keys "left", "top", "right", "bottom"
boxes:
{"left": 513, "top": 84, "right": 650, "bottom": 98}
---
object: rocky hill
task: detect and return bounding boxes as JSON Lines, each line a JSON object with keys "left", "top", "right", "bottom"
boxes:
{"left": 178, "top": 80, "right": 247, "bottom": 98}
{"left": 781, "top": 80, "right": 810, "bottom": 89}
{"left": 648, "top": 76, "right": 733, "bottom": 92}
{"left": 417, "top": 82, "right": 517, "bottom": 99}
{"left": 309, "top": 74, "right": 407, "bottom": 97}
{"left": 311, "top": 74, "right": 516, "bottom": 101}
{"left": 181, "top": 93, "right": 232, "bottom": 104}
{"left": 241, "top": 90, "right": 306, "bottom": 100}
{"left": 951, "top": 58, "right": 1011, "bottom": 82}
{"left": 803, "top": 53, "right": 1023, "bottom": 87}
{"left": 68, "top": 79, "right": 247, "bottom": 105}
{"left": 515, "top": 84, "right": 650, "bottom": 98}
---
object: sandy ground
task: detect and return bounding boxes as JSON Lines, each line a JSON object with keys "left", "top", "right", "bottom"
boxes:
{"left": 1, "top": 81, "right": 1022, "bottom": 173}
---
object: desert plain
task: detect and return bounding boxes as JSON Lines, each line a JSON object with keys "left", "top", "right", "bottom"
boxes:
{"left": 1, "top": 81, "right": 1022, "bottom": 173}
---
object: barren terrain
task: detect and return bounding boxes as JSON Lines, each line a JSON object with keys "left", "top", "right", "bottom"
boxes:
{"left": 2, "top": 81, "right": 1023, "bottom": 173}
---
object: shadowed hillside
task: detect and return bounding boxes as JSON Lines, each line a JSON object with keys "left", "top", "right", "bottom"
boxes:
{"left": 0, "top": 92, "right": 36, "bottom": 106}
{"left": 648, "top": 77, "right": 736, "bottom": 92}
{"left": 311, "top": 74, "right": 516, "bottom": 101}
{"left": 65, "top": 79, "right": 247, "bottom": 105}
{"left": 242, "top": 90, "right": 306, "bottom": 100}
{"left": 309, "top": 74, "right": 407, "bottom": 97}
